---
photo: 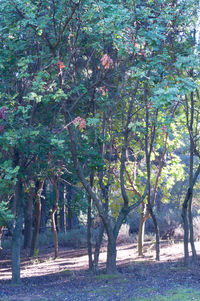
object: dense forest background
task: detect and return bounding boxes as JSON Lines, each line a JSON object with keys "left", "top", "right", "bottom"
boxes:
{"left": 0, "top": 0, "right": 200, "bottom": 286}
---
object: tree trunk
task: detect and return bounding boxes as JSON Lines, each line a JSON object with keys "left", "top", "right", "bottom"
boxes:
{"left": 87, "top": 193, "right": 93, "bottom": 270}
{"left": 59, "top": 184, "right": 66, "bottom": 233}
{"left": 182, "top": 164, "right": 200, "bottom": 267}
{"left": 138, "top": 215, "right": 145, "bottom": 256}
{"left": 182, "top": 187, "right": 190, "bottom": 266}
{"left": 40, "top": 182, "right": 46, "bottom": 233}
{"left": 188, "top": 195, "right": 197, "bottom": 263}
{"left": 138, "top": 202, "right": 149, "bottom": 256}
{"left": 184, "top": 90, "right": 197, "bottom": 265}
{"left": 106, "top": 236, "right": 117, "bottom": 274}
{"left": 51, "top": 179, "right": 59, "bottom": 259}
{"left": 94, "top": 222, "right": 104, "bottom": 270}
{"left": 67, "top": 185, "right": 73, "bottom": 230}
{"left": 51, "top": 209, "right": 58, "bottom": 258}
{"left": 30, "top": 180, "right": 44, "bottom": 257}
{"left": 0, "top": 226, "right": 3, "bottom": 250}
{"left": 12, "top": 177, "right": 24, "bottom": 284}
{"left": 182, "top": 202, "right": 190, "bottom": 266}
{"left": 23, "top": 192, "right": 33, "bottom": 249}
{"left": 148, "top": 206, "right": 160, "bottom": 261}
{"left": 60, "top": 203, "right": 66, "bottom": 233}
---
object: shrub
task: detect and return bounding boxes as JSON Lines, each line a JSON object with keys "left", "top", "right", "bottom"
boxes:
{"left": 2, "top": 237, "right": 12, "bottom": 249}
{"left": 58, "top": 227, "right": 88, "bottom": 248}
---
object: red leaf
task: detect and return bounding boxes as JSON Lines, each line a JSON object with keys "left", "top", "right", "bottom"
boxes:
{"left": 100, "top": 54, "right": 113, "bottom": 69}
{"left": 57, "top": 60, "right": 65, "bottom": 70}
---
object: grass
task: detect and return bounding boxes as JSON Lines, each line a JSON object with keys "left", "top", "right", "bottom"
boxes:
{"left": 59, "top": 269, "right": 75, "bottom": 277}
{"left": 95, "top": 273, "right": 120, "bottom": 280}
{"left": 130, "top": 287, "right": 200, "bottom": 301}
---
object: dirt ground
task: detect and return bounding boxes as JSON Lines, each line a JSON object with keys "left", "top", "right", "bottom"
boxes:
{"left": 0, "top": 240, "right": 200, "bottom": 300}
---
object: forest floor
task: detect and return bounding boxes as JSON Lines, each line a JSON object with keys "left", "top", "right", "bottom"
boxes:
{"left": 0, "top": 240, "right": 200, "bottom": 301}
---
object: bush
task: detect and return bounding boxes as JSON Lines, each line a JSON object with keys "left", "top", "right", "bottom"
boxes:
{"left": 37, "top": 231, "right": 54, "bottom": 247}
{"left": 2, "top": 237, "right": 12, "bottom": 249}
{"left": 58, "top": 227, "right": 88, "bottom": 248}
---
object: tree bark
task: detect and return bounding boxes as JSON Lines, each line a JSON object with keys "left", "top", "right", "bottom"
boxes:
{"left": 59, "top": 183, "right": 66, "bottom": 233}
{"left": 188, "top": 91, "right": 197, "bottom": 264}
{"left": 148, "top": 205, "right": 160, "bottom": 261}
{"left": 40, "top": 182, "right": 46, "bottom": 233}
{"left": 51, "top": 179, "right": 59, "bottom": 259}
{"left": 183, "top": 91, "right": 198, "bottom": 266}
{"left": 87, "top": 193, "right": 93, "bottom": 270}
{"left": 0, "top": 226, "right": 3, "bottom": 250}
{"left": 138, "top": 214, "right": 145, "bottom": 256}
{"left": 182, "top": 194, "right": 190, "bottom": 266}
{"left": 138, "top": 203, "right": 149, "bottom": 256}
{"left": 188, "top": 194, "right": 197, "bottom": 263}
{"left": 12, "top": 177, "right": 24, "bottom": 284}
{"left": 182, "top": 163, "right": 200, "bottom": 266}
{"left": 23, "top": 191, "right": 33, "bottom": 249}
{"left": 66, "top": 185, "right": 73, "bottom": 230}
{"left": 106, "top": 236, "right": 117, "bottom": 274}
{"left": 94, "top": 222, "right": 104, "bottom": 270}
{"left": 30, "top": 180, "right": 44, "bottom": 257}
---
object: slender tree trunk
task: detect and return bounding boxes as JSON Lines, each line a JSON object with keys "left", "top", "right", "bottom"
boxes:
{"left": 55, "top": 211, "right": 58, "bottom": 232}
{"left": 182, "top": 190, "right": 190, "bottom": 266}
{"left": 188, "top": 194, "right": 197, "bottom": 263}
{"left": 183, "top": 91, "right": 197, "bottom": 265}
{"left": 138, "top": 215, "right": 145, "bottom": 256}
{"left": 67, "top": 185, "right": 72, "bottom": 230}
{"left": 144, "top": 85, "right": 160, "bottom": 261}
{"left": 148, "top": 205, "right": 160, "bottom": 261}
{"left": 30, "top": 180, "right": 44, "bottom": 257}
{"left": 59, "top": 183, "right": 66, "bottom": 233}
{"left": 51, "top": 209, "right": 58, "bottom": 258}
{"left": 0, "top": 226, "right": 3, "bottom": 250}
{"left": 94, "top": 222, "right": 104, "bottom": 270}
{"left": 51, "top": 179, "right": 59, "bottom": 259}
{"left": 138, "top": 203, "right": 149, "bottom": 256}
{"left": 188, "top": 91, "right": 197, "bottom": 263}
{"left": 40, "top": 182, "right": 46, "bottom": 233}
{"left": 60, "top": 203, "right": 66, "bottom": 233}
{"left": 23, "top": 192, "right": 33, "bottom": 249}
{"left": 12, "top": 177, "right": 24, "bottom": 284}
{"left": 182, "top": 164, "right": 200, "bottom": 266}
{"left": 87, "top": 193, "right": 93, "bottom": 270}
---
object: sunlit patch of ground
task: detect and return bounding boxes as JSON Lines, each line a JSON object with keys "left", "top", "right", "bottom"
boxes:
{"left": 0, "top": 240, "right": 200, "bottom": 281}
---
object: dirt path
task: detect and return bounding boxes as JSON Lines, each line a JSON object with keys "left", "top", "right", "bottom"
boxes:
{"left": 0, "top": 241, "right": 200, "bottom": 300}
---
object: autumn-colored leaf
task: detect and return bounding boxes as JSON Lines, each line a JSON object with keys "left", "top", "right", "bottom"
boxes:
{"left": 57, "top": 60, "right": 65, "bottom": 70}
{"left": 73, "top": 116, "right": 82, "bottom": 125}
{"left": 73, "top": 116, "right": 86, "bottom": 130}
{"left": 79, "top": 118, "right": 86, "bottom": 130}
{"left": 100, "top": 54, "right": 113, "bottom": 70}
{"left": 99, "top": 86, "right": 108, "bottom": 96}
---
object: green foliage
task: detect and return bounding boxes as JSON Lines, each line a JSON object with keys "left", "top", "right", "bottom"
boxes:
{"left": 0, "top": 201, "right": 13, "bottom": 226}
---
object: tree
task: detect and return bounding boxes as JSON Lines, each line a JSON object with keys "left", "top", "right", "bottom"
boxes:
{"left": 0, "top": 0, "right": 200, "bottom": 282}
